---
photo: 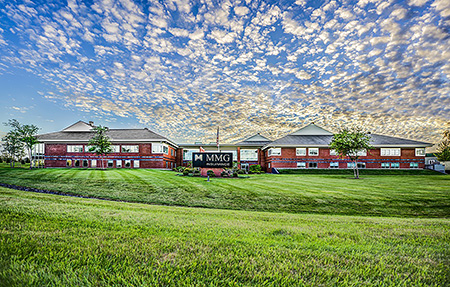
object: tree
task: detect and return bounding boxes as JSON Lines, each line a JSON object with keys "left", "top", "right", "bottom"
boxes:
{"left": 1, "top": 131, "right": 25, "bottom": 168}
{"left": 88, "top": 125, "right": 112, "bottom": 169}
{"left": 4, "top": 119, "right": 39, "bottom": 169}
{"left": 329, "top": 126, "right": 373, "bottom": 179}
{"left": 435, "top": 129, "right": 450, "bottom": 162}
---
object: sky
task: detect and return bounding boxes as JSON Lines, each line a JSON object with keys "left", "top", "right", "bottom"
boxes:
{"left": 0, "top": 0, "right": 449, "bottom": 144}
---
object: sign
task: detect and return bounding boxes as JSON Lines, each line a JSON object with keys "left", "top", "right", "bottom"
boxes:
{"left": 192, "top": 152, "right": 233, "bottom": 168}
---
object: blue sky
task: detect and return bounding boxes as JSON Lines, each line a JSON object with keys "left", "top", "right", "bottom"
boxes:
{"left": 0, "top": 0, "right": 449, "bottom": 144}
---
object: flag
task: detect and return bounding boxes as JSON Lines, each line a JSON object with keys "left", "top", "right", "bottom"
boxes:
{"left": 216, "top": 127, "right": 219, "bottom": 150}
{"left": 199, "top": 146, "right": 205, "bottom": 152}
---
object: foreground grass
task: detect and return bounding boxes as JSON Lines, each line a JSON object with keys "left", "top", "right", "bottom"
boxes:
{"left": 0, "top": 166, "right": 449, "bottom": 217}
{"left": 0, "top": 187, "right": 448, "bottom": 286}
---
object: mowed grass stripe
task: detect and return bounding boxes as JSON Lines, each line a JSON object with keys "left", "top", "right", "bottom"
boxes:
{"left": 0, "top": 166, "right": 449, "bottom": 217}
{"left": 0, "top": 188, "right": 448, "bottom": 286}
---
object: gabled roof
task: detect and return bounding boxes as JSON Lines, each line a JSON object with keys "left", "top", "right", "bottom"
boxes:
{"left": 235, "top": 133, "right": 271, "bottom": 147}
{"left": 290, "top": 123, "right": 333, "bottom": 136}
{"left": 37, "top": 121, "right": 177, "bottom": 147}
{"left": 62, "top": 120, "right": 94, "bottom": 132}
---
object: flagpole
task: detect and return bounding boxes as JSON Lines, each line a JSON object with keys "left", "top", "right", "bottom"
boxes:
{"left": 217, "top": 127, "right": 220, "bottom": 152}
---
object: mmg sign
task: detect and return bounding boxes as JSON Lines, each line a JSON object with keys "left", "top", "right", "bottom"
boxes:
{"left": 192, "top": 152, "right": 233, "bottom": 168}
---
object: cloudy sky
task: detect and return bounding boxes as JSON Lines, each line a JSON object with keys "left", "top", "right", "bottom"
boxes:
{"left": 0, "top": 0, "right": 449, "bottom": 144}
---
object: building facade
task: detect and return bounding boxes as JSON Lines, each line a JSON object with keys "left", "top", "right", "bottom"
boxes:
{"left": 37, "top": 121, "right": 432, "bottom": 171}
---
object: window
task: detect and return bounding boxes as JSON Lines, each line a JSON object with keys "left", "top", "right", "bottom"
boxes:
{"left": 134, "top": 160, "right": 139, "bottom": 168}
{"left": 91, "top": 160, "right": 97, "bottom": 168}
{"left": 111, "top": 145, "right": 120, "bottom": 153}
{"left": 107, "top": 160, "right": 114, "bottom": 168}
{"left": 124, "top": 160, "right": 131, "bottom": 168}
{"left": 241, "top": 149, "right": 258, "bottom": 160}
{"left": 357, "top": 162, "right": 366, "bottom": 169}
{"left": 381, "top": 162, "right": 390, "bottom": 169}
{"left": 66, "top": 160, "right": 72, "bottom": 167}
{"left": 67, "top": 145, "right": 83, "bottom": 153}
{"left": 183, "top": 149, "right": 197, "bottom": 160}
{"left": 308, "top": 148, "right": 319, "bottom": 156}
{"left": 380, "top": 148, "right": 401, "bottom": 156}
{"left": 32, "top": 143, "right": 45, "bottom": 156}
{"left": 122, "top": 145, "right": 139, "bottom": 153}
{"left": 350, "top": 150, "right": 367, "bottom": 157}
{"left": 330, "top": 162, "right": 339, "bottom": 168}
{"left": 415, "top": 148, "right": 425, "bottom": 156}
{"left": 152, "top": 143, "right": 168, "bottom": 154}
{"left": 410, "top": 162, "right": 419, "bottom": 169}
{"left": 85, "top": 145, "right": 93, "bottom": 152}
{"left": 82, "top": 160, "right": 88, "bottom": 167}
{"left": 74, "top": 160, "right": 80, "bottom": 167}
{"left": 308, "top": 162, "right": 318, "bottom": 168}
{"left": 330, "top": 149, "right": 337, "bottom": 156}
{"left": 391, "top": 162, "right": 399, "bottom": 169}
{"left": 171, "top": 149, "right": 174, "bottom": 156}
{"left": 297, "top": 162, "right": 306, "bottom": 168}
{"left": 116, "top": 160, "right": 122, "bottom": 168}
{"left": 268, "top": 148, "right": 281, "bottom": 156}
{"left": 296, "top": 148, "right": 306, "bottom": 156}
{"left": 347, "top": 162, "right": 356, "bottom": 169}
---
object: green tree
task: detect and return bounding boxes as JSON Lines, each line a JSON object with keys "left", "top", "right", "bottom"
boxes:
{"left": 1, "top": 131, "right": 25, "bottom": 168}
{"left": 88, "top": 125, "right": 112, "bottom": 169}
{"left": 435, "top": 129, "right": 450, "bottom": 162}
{"left": 4, "top": 119, "right": 39, "bottom": 169}
{"left": 329, "top": 126, "right": 373, "bottom": 179}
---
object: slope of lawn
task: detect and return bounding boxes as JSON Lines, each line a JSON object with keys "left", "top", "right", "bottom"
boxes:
{"left": 0, "top": 166, "right": 448, "bottom": 217}
{"left": 0, "top": 187, "right": 448, "bottom": 286}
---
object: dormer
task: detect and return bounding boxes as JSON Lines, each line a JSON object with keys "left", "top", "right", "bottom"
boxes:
{"left": 290, "top": 123, "right": 333, "bottom": 136}
{"left": 62, "top": 121, "right": 95, "bottom": 132}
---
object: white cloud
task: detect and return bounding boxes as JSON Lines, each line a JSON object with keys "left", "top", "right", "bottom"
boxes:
{"left": 234, "top": 6, "right": 250, "bottom": 16}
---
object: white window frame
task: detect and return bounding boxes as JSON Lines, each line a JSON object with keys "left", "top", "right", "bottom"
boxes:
{"left": 391, "top": 162, "right": 399, "bottom": 169}
{"left": 91, "top": 160, "right": 97, "bottom": 168}
{"left": 152, "top": 143, "right": 168, "bottom": 154}
{"left": 134, "top": 160, "right": 139, "bottom": 168}
{"left": 330, "top": 162, "right": 339, "bottom": 168}
{"left": 308, "top": 162, "right": 318, "bottom": 168}
{"left": 297, "top": 162, "right": 306, "bottom": 168}
{"left": 410, "top": 162, "right": 419, "bottom": 169}
{"left": 308, "top": 148, "right": 319, "bottom": 156}
{"left": 116, "top": 160, "right": 122, "bottom": 168}
{"left": 67, "top": 145, "right": 83, "bottom": 153}
{"left": 349, "top": 150, "right": 367, "bottom": 157}
{"left": 240, "top": 149, "right": 258, "bottom": 161}
{"left": 107, "top": 160, "right": 114, "bottom": 168}
{"left": 381, "top": 162, "right": 390, "bottom": 169}
{"left": 380, "top": 148, "right": 401, "bottom": 156}
{"left": 111, "top": 145, "right": 120, "bottom": 153}
{"left": 268, "top": 148, "right": 281, "bottom": 156}
{"left": 296, "top": 148, "right": 306, "bottom": 156}
{"left": 124, "top": 160, "right": 131, "bottom": 168}
{"left": 415, "top": 148, "right": 425, "bottom": 157}
{"left": 122, "top": 145, "right": 139, "bottom": 153}
{"left": 183, "top": 149, "right": 198, "bottom": 161}
{"left": 347, "top": 162, "right": 356, "bottom": 169}
{"left": 330, "top": 149, "right": 337, "bottom": 156}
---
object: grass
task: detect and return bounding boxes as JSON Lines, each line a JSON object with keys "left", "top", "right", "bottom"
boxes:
{"left": 1, "top": 187, "right": 449, "bottom": 286}
{"left": 0, "top": 166, "right": 449, "bottom": 217}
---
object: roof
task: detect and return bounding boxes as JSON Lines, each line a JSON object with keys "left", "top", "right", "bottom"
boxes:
{"left": 291, "top": 123, "right": 333, "bottom": 136}
{"left": 235, "top": 133, "right": 271, "bottom": 147}
{"left": 37, "top": 121, "right": 177, "bottom": 147}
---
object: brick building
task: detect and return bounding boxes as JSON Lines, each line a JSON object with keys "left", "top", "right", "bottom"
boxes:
{"left": 37, "top": 121, "right": 432, "bottom": 171}
{"left": 37, "top": 121, "right": 178, "bottom": 169}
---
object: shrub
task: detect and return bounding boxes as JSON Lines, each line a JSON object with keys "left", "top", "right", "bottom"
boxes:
{"left": 249, "top": 164, "right": 262, "bottom": 174}
{"left": 237, "top": 169, "right": 245, "bottom": 174}
{"left": 233, "top": 171, "right": 238, "bottom": 177}
{"left": 207, "top": 170, "right": 215, "bottom": 177}
{"left": 21, "top": 159, "right": 25, "bottom": 165}
{"left": 6, "top": 158, "right": 11, "bottom": 163}
{"left": 193, "top": 169, "right": 200, "bottom": 176}
{"left": 183, "top": 167, "right": 193, "bottom": 176}
{"left": 25, "top": 157, "right": 30, "bottom": 163}
{"left": 0, "top": 158, "right": 3, "bottom": 163}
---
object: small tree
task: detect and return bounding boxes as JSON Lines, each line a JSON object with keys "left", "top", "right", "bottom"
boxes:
{"left": 4, "top": 119, "right": 38, "bottom": 169}
{"left": 1, "top": 131, "right": 25, "bottom": 168}
{"left": 88, "top": 125, "right": 112, "bottom": 169}
{"left": 329, "top": 126, "right": 373, "bottom": 179}
{"left": 435, "top": 129, "right": 450, "bottom": 162}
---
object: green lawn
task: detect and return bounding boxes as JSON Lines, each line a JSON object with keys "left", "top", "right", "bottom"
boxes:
{"left": 1, "top": 187, "right": 449, "bottom": 286}
{"left": 0, "top": 166, "right": 448, "bottom": 217}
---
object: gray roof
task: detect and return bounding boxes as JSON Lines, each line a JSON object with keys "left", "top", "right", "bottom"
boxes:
{"left": 37, "top": 128, "right": 177, "bottom": 146}
{"left": 235, "top": 133, "right": 271, "bottom": 147}
{"left": 262, "top": 133, "right": 432, "bottom": 149}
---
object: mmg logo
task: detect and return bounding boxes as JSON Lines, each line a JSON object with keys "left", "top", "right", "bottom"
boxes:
{"left": 192, "top": 152, "right": 233, "bottom": 168}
